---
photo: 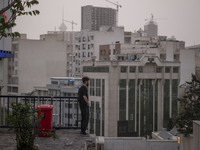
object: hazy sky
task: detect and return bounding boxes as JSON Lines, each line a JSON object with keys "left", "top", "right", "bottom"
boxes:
{"left": 13, "top": 0, "right": 200, "bottom": 46}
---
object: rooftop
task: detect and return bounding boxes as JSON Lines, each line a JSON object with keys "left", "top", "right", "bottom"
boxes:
{"left": 0, "top": 129, "right": 95, "bottom": 150}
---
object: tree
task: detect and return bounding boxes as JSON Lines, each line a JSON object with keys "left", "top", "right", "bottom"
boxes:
{"left": 0, "top": 0, "right": 40, "bottom": 39}
{"left": 8, "top": 103, "right": 39, "bottom": 150}
{"left": 175, "top": 74, "right": 200, "bottom": 136}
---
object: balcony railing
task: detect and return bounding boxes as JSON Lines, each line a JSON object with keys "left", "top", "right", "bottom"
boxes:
{"left": 0, "top": 95, "right": 80, "bottom": 129}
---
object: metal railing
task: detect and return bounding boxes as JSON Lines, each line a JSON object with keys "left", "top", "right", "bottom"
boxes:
{"left": 0, "top": 95, "right": 80, "bottom": 129}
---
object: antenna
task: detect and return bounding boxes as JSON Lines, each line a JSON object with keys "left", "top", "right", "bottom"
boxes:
{"left": 145, "top": 13, "right": 167, "bottom": 22}
{"left": 62, "top": 6, "right": 64, "bottom": 23}
{"left": 105, "top": 0, "right": 122, "bottom": 26}
{"left": 63, "top": 20, "right": 78, "bottom": 31}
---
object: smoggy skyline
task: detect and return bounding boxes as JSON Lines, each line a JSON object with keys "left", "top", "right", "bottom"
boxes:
{"left": 13, "top": 0, "right": 200, "bottom": 46}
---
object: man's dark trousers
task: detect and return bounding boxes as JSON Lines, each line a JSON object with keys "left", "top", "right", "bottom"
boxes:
{"left": 80, "top": 104, "right": 89, "bottom": 133}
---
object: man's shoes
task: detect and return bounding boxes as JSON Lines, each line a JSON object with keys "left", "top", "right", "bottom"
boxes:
{"left": 80, "top": 131, "right": 87, "bottom": 135}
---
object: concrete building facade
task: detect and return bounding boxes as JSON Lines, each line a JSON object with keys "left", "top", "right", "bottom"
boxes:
{"left": 74, "top": 26, "right": 124, "bottom": 76}
{"left": 82, "top": 36, "right": 195, "bottom": 137}
{"left": 7, "top": 33, "right": 69, "bottom": 95}
{"left": 82, "top": 55, "right": 181, "bottom": 137}
{"left": 81, "top": 5, "right": 116, "bottom": 31}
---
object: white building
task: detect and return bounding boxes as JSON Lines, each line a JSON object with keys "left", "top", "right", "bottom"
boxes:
{"left": 7, "top": 33, "right": 70, "bottom": 95}
{"left": 82, "top": 34, "right": 195, "bottom": 137}
{"left": 82, "top": 55, "right": 181, "bottom": 137}
{"left": 74, "top": 26, "right": 124, "bottom": 76}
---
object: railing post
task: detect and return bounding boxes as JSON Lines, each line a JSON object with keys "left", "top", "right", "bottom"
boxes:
{"left": 77, "top": 97, "right": 79, "bottom": 127}
{"left": 34, "top": 97, "right": 36, "bottom": 108}
{"left": 59, "top": 97, "right": 61, "bottom": 126}
{"left": 51, "top": 96, "right": 53, "bottom": 105}
{"left": 68, "top": 98, "right": 71, "bottom": 127}
{"left": 16, "top": 97, "right": 18, "bottom": 104}
{"left": 7, "top": 97, "right": 9, "bottom": 126}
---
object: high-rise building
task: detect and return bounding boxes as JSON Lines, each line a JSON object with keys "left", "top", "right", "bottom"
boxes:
{"left": 81, "top": 5, "right": 116, "bottom": 31}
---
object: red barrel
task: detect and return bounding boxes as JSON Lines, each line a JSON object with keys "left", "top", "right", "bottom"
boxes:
{"left": 37, "top": 105, "right": 53, "bottom": 137}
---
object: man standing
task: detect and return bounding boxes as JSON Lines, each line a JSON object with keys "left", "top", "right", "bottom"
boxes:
{"left": 78, "top": 76, "right": 90, "bottom": 135}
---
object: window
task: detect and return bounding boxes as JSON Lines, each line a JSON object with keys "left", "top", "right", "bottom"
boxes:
{"left": 91, "top": 36, "right": 94, "bottom": 40}
{"left": 15, "top": 61, "right": 18, "bottom": 67}
{"left": 96, "top": 67, "right": 109, "bottom": 72}
{"left": 128, "top": 79, "right": 135, "bottom": 131}
{"left": 82, "top": 44, "right": 86, "bottom": 50}
{"left": 172, "top": 79, "right": 178, "bottom": 116}
{"left": 160, "top": 54, "right": 166, "bottom": 60}
{"left": 165, "top": 67, "right": 171, "bottom": 73}
{"left": 121, "top": 67, "right": 127, "bottom": 73}
{"left": 174, "top": 54, "right": 180, "bottom": 62}
{"left": 100, "top": 50, "right": 106, "bottom": 56}
{"left": 90, "top": 79, "right": 95, "bottom": 96}
{"left": 88, "top": 52, "right": 90, "bottom": 57}
{"left": 91, "top": 44, "right": 94, "bottom": 48}
{"left": 164, "top": 79, "right": 170, "bottom": 128}
{"left": 138, "top": 67, "right": 143, "bottom": 73}
{"left": 156, "top": 67, "right": 162, "bottom": 73}
{"left": 78, "top": 37, "right": 81, "bottom": 42}
{"left": 88, "top": 44, "right": 90, "bottom": 50}
{"left": 68, "top": 114, "right": 72, "bottom": 118}
{"left": 65, "top": 113, "right": 67, "bottom": 118}
{"left": 15, "top": 53, "right": 18, "bottom": 58}
{"left": 82, "top": 36, "right": 86, "bottom": 42}
{"left": 119, "top": 79, "right": 126, "bottom": 121}
{"left": 82, "top": 52, "right": 86, "bottom": 57}
{"left": 173, "top": 67, "right": 179, "bottom": 73}
{"left": 96, "top": 79, "right": 101, "bottom": 96}
{"left": 68, "top": 104, "right": 72, "bottom": 108}
{"left": 83, "top": 66, "right": 109, "bottom": 73}
{"left": 15, "top": 70, "right": 18, "bottom": 75}
{"left": 130, "top": 67, "right": 136, "bottom": 73}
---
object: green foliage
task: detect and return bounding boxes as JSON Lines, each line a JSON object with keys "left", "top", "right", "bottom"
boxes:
{"left": 7, "top": 103, "right": 58, "bottom": 150}
{"left": 0, "top": 0, "right": 40, "bottom": 39}
{"left": 175, "top": 74, "right": 200, "bottom": 136}
{"left": 8, "top": 103, "right": 39, "bottom": 150}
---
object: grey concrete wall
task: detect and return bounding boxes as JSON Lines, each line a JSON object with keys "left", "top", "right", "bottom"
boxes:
{"left": 104, "top": 137, "right": 178, "bottom": 150}
{"left": 179, "top": 134, "right": 194, "bottom": 150}
{"left": 179, "top": 121, "right": 200, "bottom": 150}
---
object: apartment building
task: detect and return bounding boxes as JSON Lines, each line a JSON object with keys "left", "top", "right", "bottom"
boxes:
{"left": 74, "top": 26, "right": 124, "bottom": 76}
{"left": 7, "top": 33, "right": 70, "bottom": 95}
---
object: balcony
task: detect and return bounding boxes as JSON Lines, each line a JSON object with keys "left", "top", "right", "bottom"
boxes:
{"left": 0, "top": 95, "right": 96, "bottom": 150}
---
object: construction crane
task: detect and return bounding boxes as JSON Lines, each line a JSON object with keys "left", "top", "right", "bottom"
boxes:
{"left": 105, "top": 0, "right": 122, "bottom": 26}
{"left": 145, "top": 13, "right": 167, "bottom": 22}
{"left": 64, "top": 20, "right": 77, "bottom": 31}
